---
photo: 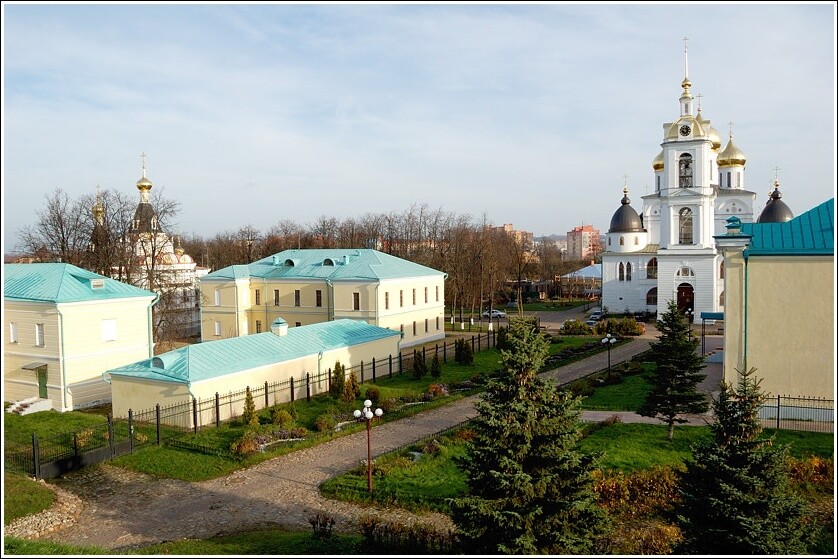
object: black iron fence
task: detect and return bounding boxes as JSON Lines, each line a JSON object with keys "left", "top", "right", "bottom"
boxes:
{"left": 10, "top": 332, "right": 499, "bottom": 479}
{"left": 759, "top": 395, "right": 834, "bottom": 433}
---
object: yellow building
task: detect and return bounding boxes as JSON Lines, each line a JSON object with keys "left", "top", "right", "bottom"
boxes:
{"left": 3, "top": 263, "right": 156, "bottom": 412}
{"left": 199, "top": 249, "right": 446, "bottom": 348}
{"left": 714, "top": 198, "right": 834, "bottom": 401}
{"left": 106, "top": 318, "right": 401, "bottom": 423}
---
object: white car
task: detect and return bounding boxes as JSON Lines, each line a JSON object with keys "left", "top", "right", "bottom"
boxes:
{"left": 482, "top": 309, "right": 507, "bottom": 319}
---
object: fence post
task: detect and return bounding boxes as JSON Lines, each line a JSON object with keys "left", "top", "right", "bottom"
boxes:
{"left": 156, "top": 404, "right": 162, "bottom": 445}
{"left": 478, "top": 333, "right": 482, "bottom": 352}
{"left": 777, "top": 394, "right": 781, "bottom": 430}
{"left": 471, "top": 335, "right": 475, "bottom": 354}
{"left": 108, "top": 414, "right": 115, "bottom": 457}
{"left": 73, "top": 432, "right": 80, "bottom": 471}
{"left": 423, "top": 347, "right": 426, "bottom": 362}
{"left": 389, "top": 355, "right": 393, "bottom": 378}
{"left": 290, "top": 377, "right": 295, "bottom": 402}
{"left": 128, "top": 409, "right": 134, "bottom": 454}
{"left": 265, "top": 381, "right": 269, "bottom": 408}
{"left": 306, "top": 373, "right": 311, "bottom": 402}
{"left": 361, "top": 361, "right": 365, "bottom": 384}
{"left": 444, "top": 342, "right": 447, "bottom": 363}
{"left": 214, "top": 394, "right": 220, "bottom": 428}
{"left": 493, "top": 329, "right": 496, "bottom": 347}
{"left": 328, "top": 368, "right": 332, "bottom": 393}
{"left": 372, "top": 357, "right": 376, "bottom": 383}
{"left": 398, "top": 352, "right": 403, "bottom": 375}
{"left": 32, "top": 433, "right": 40, "bottom": 480}
{"left": 192, "top": 397, "right": 198, "bottom": 434}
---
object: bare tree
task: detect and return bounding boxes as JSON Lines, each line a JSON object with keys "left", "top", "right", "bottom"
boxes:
{"left": 17, "top": 188, "right": 91, "bottom": 265}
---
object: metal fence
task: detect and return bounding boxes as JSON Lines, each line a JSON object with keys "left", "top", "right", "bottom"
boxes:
{"left": 10, "top": 332, "right": 499, "bottom": 479}
{"left": 759, "top": 395, "right": 834, "bottom": 433}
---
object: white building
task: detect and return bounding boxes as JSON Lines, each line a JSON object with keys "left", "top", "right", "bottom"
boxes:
{"left": 125, "top": 155, "right": 209, "bottom": 339}
{"left": 601, "top": 49, "right": 772, "bottom": 322}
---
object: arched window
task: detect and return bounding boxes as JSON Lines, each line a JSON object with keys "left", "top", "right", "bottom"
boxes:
{"left": 676, "top": 266, "right": 695, "bottom": 278}
{"left": 679, "top": 208, "right": 693, "bottom": 244}
{"left": 656, "top": 175, "right": 661, "bottom": 192}
{"left": 619, "top": 236, "right": 625, "bottom": 246}
{"left": 608, "top": 237, "right": 611, "bottom": 246}
{"left": 646, "top": 288, "right": 658, "bottom": 306}
{"left": 647, "top": 257, "right": 658, "bottom": 279}
{"left": 719, "top": 261, "right": 725, "bottom": 279}
{"left": 679, "top": 153, "right": 693, "bottom": 188}
{"left": 719, "top": 290, "right": 725, "bottom": 307}
{"left": 618, "top": 262, "right": 624, "bottom": 281}
{"left": 626, "top": 262, "right": 632, "bottom": 281}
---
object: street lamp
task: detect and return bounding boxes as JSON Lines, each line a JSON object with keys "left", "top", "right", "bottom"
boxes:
{"left": 354, "top": 399, "right": 383, "bottom": 494}
{"left": 601, "top": 333, "right": 617, "bottom": 372}
{"left": 686, "top": 308, "right": 693, "bottom": 341}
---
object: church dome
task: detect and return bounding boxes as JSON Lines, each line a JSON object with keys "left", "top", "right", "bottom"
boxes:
{"left": 652, "top": 150, "right": 664, "bottom": 171}
{"left": 608, "top": 188, "right": 645, "bottom": 233}
{"left": 717, "top": 136, "right": 746, "bottom": 167}
{"left": 706, "top": 124, "right": 722, "bottom": 151}
{"left": 757, "top": 180, "right": 794, "bottom": 223}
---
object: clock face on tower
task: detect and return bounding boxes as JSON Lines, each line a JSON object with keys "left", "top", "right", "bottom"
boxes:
{"left": 679, "top": 124, "right": 691, "bottom": 137}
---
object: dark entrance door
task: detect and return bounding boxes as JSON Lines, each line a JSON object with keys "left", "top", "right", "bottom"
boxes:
{"left": 37, "top": 366, "right": 48, "bottom": 399}
{"left": 677, "top": 283, "right": 694, "bottom": 320}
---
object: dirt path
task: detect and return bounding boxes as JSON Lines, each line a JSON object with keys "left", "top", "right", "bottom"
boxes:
{"left": 13, "top": 333, "right": 719, "bottom": 551}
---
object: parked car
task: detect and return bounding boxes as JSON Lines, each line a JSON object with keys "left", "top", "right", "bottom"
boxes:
{"left": 482, "top": 309, "right": 507, "bottom": 319}
{"left": 585, "top": 319, "right": 598, "bottom": 327}
{"left": 589, "top": 310, "right": 603, "bottom": 321}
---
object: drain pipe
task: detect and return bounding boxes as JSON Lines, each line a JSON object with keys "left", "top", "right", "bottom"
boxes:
{"left": 56, "top": 306, "right": 68, "bottom": 411}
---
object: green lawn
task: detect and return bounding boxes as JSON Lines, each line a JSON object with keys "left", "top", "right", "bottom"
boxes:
{"left": 4, "top": 472, "right": 55, "bottom": 525}
{"left": 579, "top": 366, "right": 654, "bottom": 411}
{"left": 3, "top": 529, "right": 364, "bottom": 556}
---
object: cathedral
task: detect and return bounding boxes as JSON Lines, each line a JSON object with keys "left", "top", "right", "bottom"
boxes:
{"left": 601, "top": 47, "right": 793, "bottom": 323}
{"left": 88, "top": 155, "right": 210, "bottom": 340}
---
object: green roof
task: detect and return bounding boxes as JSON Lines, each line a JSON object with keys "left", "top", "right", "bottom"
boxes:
{"left": 4, "top": 263, "right": 157, "bottom": 303}
{"left": 107, "top": 319, "right": 400, "bottom": 384}
{"left": 742, "top": 198, "right": 834, "bottom": 257}
{"left": 202, "top": 249, "right": 445, "bottom": 282}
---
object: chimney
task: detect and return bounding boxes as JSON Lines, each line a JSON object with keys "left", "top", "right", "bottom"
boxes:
{"left": 272, "top": 255, "right": 281, "bottom": 265}
{"left": 270, "top": 317, "right": 288, "bottom": 336}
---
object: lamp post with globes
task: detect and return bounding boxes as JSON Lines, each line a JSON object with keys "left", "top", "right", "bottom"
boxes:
{"left": 354, "top": 399, "right": 383, "bottom": 494}
{"left": 686, "top": 308, "right": 693, "bottom": 341}
{"left": 601, "top": 333, "right": 617, "bottom": 372}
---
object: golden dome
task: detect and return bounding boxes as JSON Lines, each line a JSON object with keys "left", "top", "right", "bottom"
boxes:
{"left": 136, "top": 175, "right": 153, "bottom": 191}
{"left": 652, "top": 149, "right": 664, "bottom": 171}
{"left": 696, "top": 111, "right": 722, "bottom": 150}
{"left": 717, "top": 136, "right": 747, "bottom": 167}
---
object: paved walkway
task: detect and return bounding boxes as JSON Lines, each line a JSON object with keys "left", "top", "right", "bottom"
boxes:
{"left": 16, "top": 331, "right": 721, "bottom": 551}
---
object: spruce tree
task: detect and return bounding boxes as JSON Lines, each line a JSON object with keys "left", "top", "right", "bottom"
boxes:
{"left": 674, "top": 366, "right": 808, "bottom": 554}
{"left": 329, "top": 361, "right": 345, "bottom": 400}
{"left": 637, "top": 299, "right": 709, "bottom": 439}
{"left": 430, "top": 353, "right": 442, "bottom": 378}
{"left": 242, "top": 387, "right": 258, "bottom": 426}
{"left": 341, "top": 369, "right": 361, "bottom": 403}
{"left": 412, "top": 349, "right": 428, "bottom": 379}
{"left": 451, "top": 318, "right": 609, "bottom": 554}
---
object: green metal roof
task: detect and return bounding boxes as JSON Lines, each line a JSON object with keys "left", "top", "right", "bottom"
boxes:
{"left": 4, "top": 263, "right": 157, "bottom": 303}
{"left": 202, "top": 249, "right": 445, "bottom": 282}
{"left": 742, "top": 198, "right": 834, "bottom": 257}
{"left": 107, "top": 319, "right": 400, "bottom": 384}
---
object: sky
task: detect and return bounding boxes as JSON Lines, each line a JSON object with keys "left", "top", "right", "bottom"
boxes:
{"left": 2, "top": 2, "right": 836, "bottom": 252}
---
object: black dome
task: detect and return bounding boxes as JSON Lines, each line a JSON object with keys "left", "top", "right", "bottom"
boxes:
{"left": 757, "top": 189, "right": 794, "bottom": 223}
{"left": 608, "top": 191, "right": 645, "bottom": 233}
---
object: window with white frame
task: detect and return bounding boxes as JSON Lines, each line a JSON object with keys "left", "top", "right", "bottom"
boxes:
{"left": 35, "top": 323, "right": 45, "bottom": 347}
{"left": 214, "top": 288, "right": 221, "bottom": 306}
{"left": 255, "top": 289, "right": 261, "bottom": 306}
{"left": 10, "top": 322, "right": 18, "bottom": 343}
{"left": 102, "top": 319, "right": 117, "bottom": 342}
{"left": 274, "top": 289, "right": 280, "bottom": 306}
{"left": 214, "top": 321, "right": 222, "bottom": 336}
